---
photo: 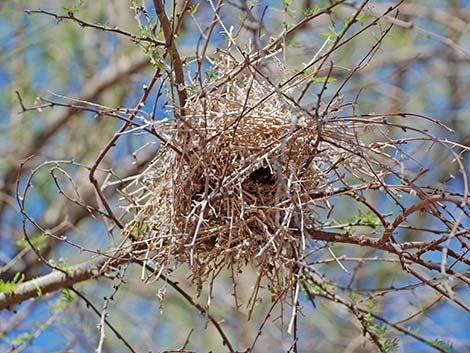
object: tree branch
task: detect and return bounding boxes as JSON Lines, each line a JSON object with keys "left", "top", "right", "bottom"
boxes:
{"left": 0, "top": 255, "right": 123, "bottom": 310}
{"left": 1, "top": 225, "right": 467, "bottom": 311}
{"left": 153, "top": 0, "right": 187, "bottom": 112}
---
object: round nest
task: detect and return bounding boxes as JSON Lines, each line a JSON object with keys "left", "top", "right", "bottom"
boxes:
{"left": 122, "top": 52, "right": 355, "bottom": 296}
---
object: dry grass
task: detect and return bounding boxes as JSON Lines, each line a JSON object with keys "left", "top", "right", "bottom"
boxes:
{"left": 120, "top": 50, "right": 392, "bottom": 298}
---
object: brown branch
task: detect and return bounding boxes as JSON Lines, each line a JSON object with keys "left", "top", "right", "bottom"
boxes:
{"left": 376, "top": 195, "right": 469, "bottom": 247}
{"left": 153, "top": 0, "right": 187, "bottom": 112}
{"left": 0, "top": 250, "right": 235, "bottom": 352}
{"left": 305, "top": 227, "right": 470, "bottom": 289}
{"left": 0, "top": 254, "right": 124, "bottom": 311}
{"left": 2, "top": 224, "right": 468, "bottom": 313}
{"left": 88, "top": 70, "right": 161, "bottom": 229}
{"left": 25, "top": 9, "right": 165, "bottom": 47}
{"left": 72, "top": 288, "right": 137, "bottom": 353}
{"left": 158, "top": 273, "right": 236, "bottom": 353}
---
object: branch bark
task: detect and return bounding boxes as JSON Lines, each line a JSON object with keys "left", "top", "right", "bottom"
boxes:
{"left": 1, "top": 226, "right": 466, "bottom": 311}
{"left": 153, "top": 0, "right": 187, "bottom": 112}
{"left": 0, "top": 229, "right": 359, "bottom": 311}
{"left": 0, "top": 254, "right": 123, "bottom": 310}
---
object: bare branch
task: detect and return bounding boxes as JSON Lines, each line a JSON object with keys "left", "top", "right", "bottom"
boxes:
{"left": 0, "top": 255, "right": 118, "bottom": 310}
{"left": 153, "top": 0, "right": 187, "bottom": 112}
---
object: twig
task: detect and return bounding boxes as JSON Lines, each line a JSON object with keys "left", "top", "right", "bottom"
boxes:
{"left": 153, "top": 0, "right": 187, "bottom": 113}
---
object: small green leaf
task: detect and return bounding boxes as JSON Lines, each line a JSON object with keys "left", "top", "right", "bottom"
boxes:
{"left": 205, "top": 66, "right": 218, "bottom": 80}
{"left": 282, "top": 0, "right": 292, "bottom": 8}
{"left": 190, "top": 3, "right": 200, "bottom": 16}
{"left": 304, "top": 7, "right": 320, "bottom": 16}
{"left": 427, "top": 338, "right": 453, "bottom": 352}
{"left": 61, "top": 288, "right": 76, "bottom": 303}
{"left": 0, "top": 272, "right": 24, "bottom": 293}
{"left": 63, "top": 0, "right": 85, "bottom": 14}
{"left": 32, "top": 281, "right": 42, "bottom": 297}
{"left": 357, "top": 14, "right": 370, "bottom": 23}
{"left": 16, "top": 233, "right": 47, "bottom": 249}
{"left": 311, "top": 76, "right": 337, "bottom": 84}
{"left": 12, "top": 333, "right": 33, "bottom": 346}
{"left": 281, "top": 20, "right": 293, "bottom": 30}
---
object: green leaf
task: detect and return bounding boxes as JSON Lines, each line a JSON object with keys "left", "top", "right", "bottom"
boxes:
{"left": 357, "top": 14, "right": 370, "bottom": 24}
{"left": 190, "top": 3, "right": 200, "bottom": 16}
{"left": 49, "top": 257, "right": 68, "bottom": 271}
{"left": 130, "top": 224, "right": 147, "bottom": 238}
{"left": 205, "top": 66, "right": 218, "bottom": 80}
{"left": 0, "top": 272, "right": 24, "bottom": 293}
{"left": 348, "top": 209, "right": 382, "bottom": 229}
{"left": 281, "top": 20, "right": 293, "bottom": 31}
{"left": 304, "top": 7, "right": 320, "bottom": 16}
{"left": 16, "top": 233, "right": 47, "bottom": 249}
{"left": 311, "top": 76, "right": 337, "bottom": 84}
{"left": 63, "top": 0, "right": 85, "bottom": 14}
{"left": 50, "top": 289, "right": 76, "bottom": 313}
{"left": 427, "top": 338, "right": 453, "bottom": 352}
{"left": 32, "top": 281, "right": 42, "bottom": 297}
{"left": 12, "top": 332, "right": 33, "bottom": 346}
{"left": 61, "top": 288, "right": 76, "bottom": 303}
{"left": 282, "top": 0, "right": 292, "bottom": 8}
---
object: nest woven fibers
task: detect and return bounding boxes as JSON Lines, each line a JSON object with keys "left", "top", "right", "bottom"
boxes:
{"left": 122, "top": 51, "right": 380, "bottom": 298}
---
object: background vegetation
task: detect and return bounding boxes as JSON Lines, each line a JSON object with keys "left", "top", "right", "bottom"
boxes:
{"left": 0, "top": 1, "right": 469, "bottom": 352}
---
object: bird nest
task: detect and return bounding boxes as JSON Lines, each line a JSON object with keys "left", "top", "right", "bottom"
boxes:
{"left": 122, "top": 52, "right": 365, "bottom": 297}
